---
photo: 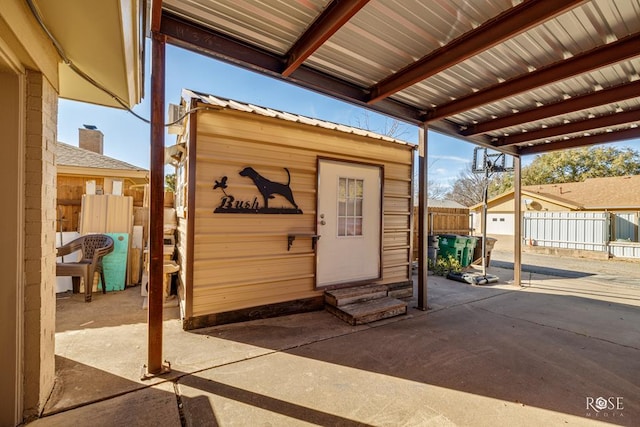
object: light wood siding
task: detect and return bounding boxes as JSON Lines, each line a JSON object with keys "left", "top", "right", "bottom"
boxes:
{"left": 187, "top": 107, "right": 413, "bottom": 318}
{"left": 56, "top": 175, "right": 145, "bottom": 232}
{"left": 176, "top": 216, "right": 189, "bottom": 317}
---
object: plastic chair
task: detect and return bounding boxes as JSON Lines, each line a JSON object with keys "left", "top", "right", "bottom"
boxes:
{"left": 56, "top": 234, "right": 115, "bottom": 302}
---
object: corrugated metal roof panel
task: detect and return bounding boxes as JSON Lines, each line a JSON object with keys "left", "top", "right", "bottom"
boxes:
{"left": 163, "top": 0, "right": 329, "bottom": 55}
{"left": 163, "top": 0, "right": 639, "bottom": 153}
{"left": 305, "top": 0, "right": 516, "bottom": 87}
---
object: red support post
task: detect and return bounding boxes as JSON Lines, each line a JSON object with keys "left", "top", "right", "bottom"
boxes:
{"left": 148, "top": 30, "right": 166, "bottom": 375}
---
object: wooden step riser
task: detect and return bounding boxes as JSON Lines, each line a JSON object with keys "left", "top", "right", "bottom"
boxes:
{"left": 325, "top": 290, "right": 387, "bottom": 307}
{"left": 326, "top": 296, "right": 408, "bottom": 325}
{"left": 326, "top": 304, "right": 407, "bottom": 325}
{"left": 324, "top": 284, "right": 389, "bottom": 307}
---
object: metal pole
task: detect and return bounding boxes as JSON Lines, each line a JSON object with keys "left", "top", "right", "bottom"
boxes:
{"left": 513, "top": 155, "right": 522, "bottom": 286}
{"left": 481, "top": 164, "right": 488, "bottom": 277}
{"left": 417, "top": 124, "right": 428, "bottom": 310}
{"left": 148, "top": 30, "right": 166, "bottom": 375}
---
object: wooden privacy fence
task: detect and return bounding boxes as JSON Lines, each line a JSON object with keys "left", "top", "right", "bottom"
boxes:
{"left": 412, "top": 207, "right": 471, "bottom": 260}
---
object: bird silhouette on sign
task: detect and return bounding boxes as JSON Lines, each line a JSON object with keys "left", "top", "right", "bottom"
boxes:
{"left": 214, "top": 176, "right": 228, "bottom": 196}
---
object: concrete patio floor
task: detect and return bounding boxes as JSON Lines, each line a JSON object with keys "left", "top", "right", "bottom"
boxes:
{"left": 32, "top": 255, "right": 639, "bottom": 426}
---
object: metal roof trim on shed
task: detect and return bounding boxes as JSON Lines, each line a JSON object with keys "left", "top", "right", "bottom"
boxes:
{"left": 182, "top": 88, "right": 417, "bottom": 149}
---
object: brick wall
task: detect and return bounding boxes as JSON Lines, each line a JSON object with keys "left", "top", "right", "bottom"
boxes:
{"left": 22, "top": 71, "right": 57, "bottom": 419}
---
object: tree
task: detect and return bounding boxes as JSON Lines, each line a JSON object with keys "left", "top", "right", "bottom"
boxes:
{"left": 351, "top": 111, "right": 410, "bottom": 140}
{"left": 489, "top": 171, "right": 513, "bottom": 195}
{"left": 522, "top": 146, "right": 640, "bottom": 185}
{"left": 351, "top": 111, "right": 446, "bottom": 201}
{"left": 412, "top": 156, "right": 451, "bottom": 204}
{"left": 444, "top": 164, "right": 492, "bottom": 207}
{"left": 428, "top": 180, "right": 448, "bottom": 200}
{"left": 165, "top": 173, "right": 176, "bottom": 192}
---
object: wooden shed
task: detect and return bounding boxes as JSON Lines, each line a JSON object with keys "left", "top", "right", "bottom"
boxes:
{"left": 171, "top": 90, "right": 416, "bottom": 329}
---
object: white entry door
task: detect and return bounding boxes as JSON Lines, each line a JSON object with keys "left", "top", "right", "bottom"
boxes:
{"left": 316, "top": 159, "right": 382, "bottom": 288}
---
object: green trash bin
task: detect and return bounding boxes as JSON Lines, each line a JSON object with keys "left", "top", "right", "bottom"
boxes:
{"left": 438, "top": 234, "right": 466, "bottom": 263}
{"left": 461, "top": 236, "right": 478, "bottom": 267}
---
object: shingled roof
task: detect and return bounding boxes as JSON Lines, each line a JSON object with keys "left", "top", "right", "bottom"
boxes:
{"left": 523, "top": 175, "right": 640, "bottom": 210}
{"left": 56, "top": 141, "right": 147, "bottom": 172}
{"left": 471, "top": 175, "right": 640, "bottom": 211}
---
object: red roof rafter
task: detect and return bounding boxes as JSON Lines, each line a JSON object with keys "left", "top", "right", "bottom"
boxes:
{"left": 497, "top": 109, "right": 640, "bottom": 146}
{"left": 427, "top": 31, "right": 640, "bottom": 122}
{"left": 519, "top": 127, "right": 640, "bottom": 155}
{"left": 461, "top": 80, "right": 640, "bottom": 136}
{"left": 367, "top": 0, "right": 584, "bottom": 103}
{"left": 282, "top": 0, "right": 370, "bottom": 77}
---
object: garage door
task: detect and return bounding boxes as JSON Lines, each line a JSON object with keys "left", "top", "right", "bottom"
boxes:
{"left": 486, "top": 213, "right": 514, "bottom": 235}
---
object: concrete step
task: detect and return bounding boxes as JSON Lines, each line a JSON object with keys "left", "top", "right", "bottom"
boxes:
{"left": 324, "top": 284, "right": 389, "bottom": 307}
{"left": 326, "top": 296, "right": 407, "bottom": 325}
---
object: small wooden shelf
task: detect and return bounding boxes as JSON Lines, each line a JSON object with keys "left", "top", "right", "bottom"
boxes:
{"left": 287, "top": 233, "right": 320, "bottom": 251}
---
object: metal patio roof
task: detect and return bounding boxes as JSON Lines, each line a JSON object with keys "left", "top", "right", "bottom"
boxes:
{"left": 156, "top": 0, "right": 640, "bottom": 157}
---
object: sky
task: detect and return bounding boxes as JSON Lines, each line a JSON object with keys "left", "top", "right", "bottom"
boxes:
{"left": 57, "top": 43, "right": 640, "bottom": 192}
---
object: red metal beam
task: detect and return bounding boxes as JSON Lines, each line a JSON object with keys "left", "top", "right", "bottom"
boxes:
{"left": 151, "top": 0, "right": 163, "bottom": 33}
{"left": 461, "top": 80, "right": 640, "bottom": 136}
{"left": 282, "top": 0, "right": 370, "bottom": 77}
{"left": 160, "top": 11, "right": 424, "bottom": 124}
{"left": 427, "top": 32, "right": 640, "bottom": 122}
{"left": 497, "top": 109, "right": 640, "bottom": 146}
{"left": 368, "top": 0, "right": 584, "bottom": 103}
{"left": 518, "top": 127, "right": 640, "bottom": 155}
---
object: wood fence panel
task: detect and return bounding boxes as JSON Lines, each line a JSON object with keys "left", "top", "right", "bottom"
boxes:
{"left": 412, "top": 207, "right": 471, "bottom": 260}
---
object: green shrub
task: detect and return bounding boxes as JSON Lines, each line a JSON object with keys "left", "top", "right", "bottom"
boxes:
{"left": 428, "top": 254, "right": 462, "bottom": 276}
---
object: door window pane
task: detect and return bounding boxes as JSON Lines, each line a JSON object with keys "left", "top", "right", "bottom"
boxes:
{"left": 337, "top": 177, "right": 363, "bottom": 237}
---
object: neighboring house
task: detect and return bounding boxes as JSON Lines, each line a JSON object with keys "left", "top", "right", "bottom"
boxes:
{"left": 471, "top": 175, "right": 640, "bottom": 244}
{"left": 56, "top": 127, "right": 148, "bottom": 232}
{"left": 471, "top": 175, "right": 640, "bottom": 258}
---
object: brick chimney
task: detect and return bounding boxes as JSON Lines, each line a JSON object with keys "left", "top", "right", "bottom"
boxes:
{"left": 79, "top": 125, "right": 103, "bottom": 154}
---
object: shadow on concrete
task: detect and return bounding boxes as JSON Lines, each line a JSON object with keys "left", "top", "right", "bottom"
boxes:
{"left": 179, "top": 375, "right": 371, "bottom": 427}
{"left": 195, "top": 281, "right": 639, "bottom": 425}
{"left": 490, "top": 260, "right": 594, "bottom": 279}
{"left": 45, "top": 356, "right": 371, "bottom": 427}
{"left": 49, "top": 272, "right": 639, "bottom": 425}
{"left": 40, "top": 357, "right": 183, "bottom": 427}
{"left": 44, "top": 356, "right": 148, "bottom": 415}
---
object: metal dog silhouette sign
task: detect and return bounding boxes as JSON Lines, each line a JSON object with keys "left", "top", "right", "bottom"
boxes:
{"left": 213, "top": 167, "right": 303, "bottom": 214}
